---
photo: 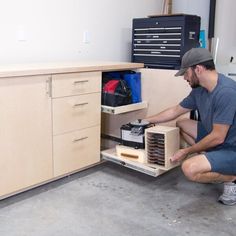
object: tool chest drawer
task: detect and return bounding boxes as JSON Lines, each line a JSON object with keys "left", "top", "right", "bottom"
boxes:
{"left": 132, "top": 14, "right": 200, "bottom": 69}
{"left": 52, "top": 71, "right": 101, "bottom": 98}
{"left": 53, "top": 125, "right": 100, "bottom": 177}
{"left": 52, "top": 93, "right": 101, "bottom": 135}
{"left": 133, "top": 16, "right": 186, "bottom": 29}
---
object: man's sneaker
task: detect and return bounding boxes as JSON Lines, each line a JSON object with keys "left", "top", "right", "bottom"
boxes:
{"left": 218, "top": 182, "right": 236, "bottom": 206}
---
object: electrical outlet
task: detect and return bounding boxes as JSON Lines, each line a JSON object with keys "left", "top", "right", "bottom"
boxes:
{"left": 17, "top": 25, "right": 27, "bottom": 42}
{"left": 83, "top": 30, "right": 90, "bottom": 44}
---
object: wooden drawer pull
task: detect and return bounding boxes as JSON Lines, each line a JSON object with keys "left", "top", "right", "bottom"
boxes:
{"left": 73, "top": 136, "right": 88, "bottom": 142}
{"left": 73, "top": 102, "right": 88, "bottom": 108}
{"left": 121, "top": 153, "right": 139, "bottom": 159}
{"left": 73, "top": 80, "right": 89, "bottom": 84}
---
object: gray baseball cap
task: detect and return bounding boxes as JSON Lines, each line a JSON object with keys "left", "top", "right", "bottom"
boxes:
{"left": 175, "top": 48, "right": 213, "bottom": 76}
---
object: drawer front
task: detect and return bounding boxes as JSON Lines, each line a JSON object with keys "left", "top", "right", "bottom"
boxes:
{"left": 134, "top": 38, "right": 181, "bottom": 45}
{"left": 52, "top": 71, "right": 101, "bottom": 97}
{"left": 53, "top": 93, "right": 101, "bottom": 135}
{"left": 134, "top": 33, "right": 182, "bottom": 40}
{"left": 133, "top": 18, "right": 184, "bottom": 29}
{"left": 53, "top": 126, "right": 100, "bottom": 177}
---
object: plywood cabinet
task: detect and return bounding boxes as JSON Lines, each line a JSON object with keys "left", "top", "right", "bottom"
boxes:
{"left": 0, "top": 62, "right": 144, "bottom": 199}
{"left": 0, "top": 71, "right": 102, "bottom": 197}
{"left": 0, "top": 75, "right": 53, "bottom": 197}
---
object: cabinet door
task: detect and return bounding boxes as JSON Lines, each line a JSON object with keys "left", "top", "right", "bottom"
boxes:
{"left": 0, "top": 75, "right": 53, "bottom": 197}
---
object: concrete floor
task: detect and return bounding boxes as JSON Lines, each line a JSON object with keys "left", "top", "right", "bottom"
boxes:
{"left": 0, "top": 162, "right": 235, "bottom": 236}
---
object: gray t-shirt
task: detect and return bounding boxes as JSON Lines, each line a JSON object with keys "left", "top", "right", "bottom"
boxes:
{"left": 180, "top": 73, "right": 236, "bottom": 147}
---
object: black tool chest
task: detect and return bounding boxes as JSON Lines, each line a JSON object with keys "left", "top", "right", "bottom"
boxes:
{"left": 132, "top": 14, "right": 201, "bottom": 69}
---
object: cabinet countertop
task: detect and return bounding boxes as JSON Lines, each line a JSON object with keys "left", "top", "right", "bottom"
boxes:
{"left": 0, "top": 61, "right": 144, "bottom": 78}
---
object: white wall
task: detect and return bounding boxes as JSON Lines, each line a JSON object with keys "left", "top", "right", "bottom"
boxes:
{"left": 214, "top": 0, "right": 236, "bottom": 65}
{"left": 172, "top": 0, "right": 210, "bottom": 48}
{"left": 172, "top": 0, "right": 236, "bottom": 66}
{"left": 0, "top": 0, "right": 163, "bottom": 64}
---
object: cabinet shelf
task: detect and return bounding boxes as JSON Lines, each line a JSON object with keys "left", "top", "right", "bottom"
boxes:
{"left": 101, "top": 101, "right": 148, "bottom": 114}
{"left": 101, "top": 148, "right": 167, "bottom": 177}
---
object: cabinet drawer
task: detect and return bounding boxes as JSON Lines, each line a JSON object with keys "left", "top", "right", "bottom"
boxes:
{"left": 53, "top": 126, "right": 100, "bottom": 177}
{"left": 53, "top": 93, "right": 101, "bottom": 135}
{"left": 52, "top": 71, "right": 101, "bottom": 97}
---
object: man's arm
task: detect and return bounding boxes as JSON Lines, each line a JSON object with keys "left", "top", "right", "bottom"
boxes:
{"left": 145, "top": 104, "right": 190, "bottom": 124}
{"left": 171, "top": 123, "right": 230, "bottom": 162}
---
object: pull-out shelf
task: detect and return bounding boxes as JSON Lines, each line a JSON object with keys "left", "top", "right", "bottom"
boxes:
{"left": 101, "top": 148, "right": 167, "bottom": 177}
{"left": 101, "top": 101, "right": 148, "bottom": 114}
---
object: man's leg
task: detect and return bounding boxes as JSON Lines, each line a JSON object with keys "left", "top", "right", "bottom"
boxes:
{"left": 176, "top": 118, "right": 198, "bottom": 145}
{"left": 181, "top": 154, "right": 236, "bottom": 205}
{"left": 181, "top": 154, "right": 236, "bottom": 183}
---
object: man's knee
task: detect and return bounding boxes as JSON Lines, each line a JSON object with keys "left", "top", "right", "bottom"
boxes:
{"left": 181, "top": 159, "right": 199, "bottom": 182}
{"left": 176, "top": 118, "right": 190, "bottom": 131}
{"left": 181, "top": 154, "right": 211, "bottom": 182}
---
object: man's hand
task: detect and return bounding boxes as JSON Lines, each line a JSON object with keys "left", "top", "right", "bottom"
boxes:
{"left": 170, "top": 148, "right": 189, "bottom": 163}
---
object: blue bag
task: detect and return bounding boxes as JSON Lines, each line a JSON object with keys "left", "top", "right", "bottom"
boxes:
{"left": 124, "top": 72, "right": 142, "bottom": 103}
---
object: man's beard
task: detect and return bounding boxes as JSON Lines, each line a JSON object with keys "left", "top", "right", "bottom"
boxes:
{"left": 190, "top": 69, "right": 200, "bottom": 88}
{"left": 191, "top": 83, "right": 200, "bottom": 88}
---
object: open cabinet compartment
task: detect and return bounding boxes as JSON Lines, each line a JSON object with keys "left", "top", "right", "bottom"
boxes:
{"left": 101, "top": 126, "right": 180, "bottom": 177}
{"left": 101, "top": 70, "right": 148, "bottom": 115}
{"left": 100, "top": 68, "right": 188, "bottom": 177}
